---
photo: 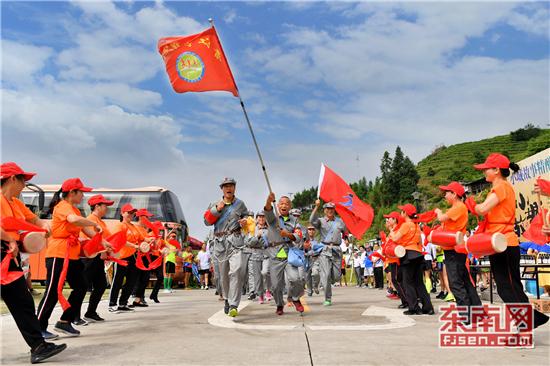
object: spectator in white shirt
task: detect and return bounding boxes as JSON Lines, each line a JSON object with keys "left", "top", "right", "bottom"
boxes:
{"left": 196, "top": 244, "right": 211, "bottom": 290}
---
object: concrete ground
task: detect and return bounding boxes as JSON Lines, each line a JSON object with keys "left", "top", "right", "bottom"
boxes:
{"left": 1, "top": 287, "right": 549, "bottom": 365}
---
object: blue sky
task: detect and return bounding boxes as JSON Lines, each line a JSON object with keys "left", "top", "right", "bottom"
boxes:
{"left": 2, "top": 1, "right": 549, "bottom": 238}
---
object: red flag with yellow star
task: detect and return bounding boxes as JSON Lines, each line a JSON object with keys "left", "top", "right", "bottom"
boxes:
{"left": 158, "top": 27, "right": 238, "bottom": 96}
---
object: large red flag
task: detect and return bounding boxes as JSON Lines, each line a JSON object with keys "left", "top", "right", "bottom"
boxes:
{"left": 523, "top": 211, "right": 549, "bottom": 245}
{"left": 158, "top": 27, "right": 238, "bottom": 96}
{"left": 318, "top": 164, "right": 374, "bottom": 238}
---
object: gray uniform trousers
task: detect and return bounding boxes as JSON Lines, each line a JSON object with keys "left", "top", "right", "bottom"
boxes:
{"left": 213, "top": 234, "right": 244, "bottom": 308}
{"left": 319, "top": 246, "right": 342, "bottom": 301}
{"left": 249, "top": 255, "right": 265, "bottom": 296}
{"left": 241, "top": 252, "right": 251, "bottom": 294}
{"left": 270, "top": 255, "right": 304, "bottom": 307}
{"left": 261, "top": 257, "right": 271, "bottom": 292}
{"left": 306, "top": 256, "right": 321, "bottom": 294}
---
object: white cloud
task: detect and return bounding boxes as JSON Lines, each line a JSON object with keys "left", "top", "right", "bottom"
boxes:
{"left": 224, "top": 9, "right": 237, "bottom": 24}
{"left": 1, "top": 40, "right": 53, "bottom": 86}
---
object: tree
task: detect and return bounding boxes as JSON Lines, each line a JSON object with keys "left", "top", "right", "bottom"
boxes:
{"left": 510, "top": 123, "right": 542, "bottom": 142}
{"left": 399, "top": 156, "right": 420, "bottom": 202}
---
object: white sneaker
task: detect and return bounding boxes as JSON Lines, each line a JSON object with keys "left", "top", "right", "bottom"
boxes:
{"left": 108, "top": 306, "right": 119, "bottom": 313}
{"left": 201, "top": 285, "right": 205, "bottom": 290}
{"left": 163, "top": 289, "right": 171, "bottom": 294}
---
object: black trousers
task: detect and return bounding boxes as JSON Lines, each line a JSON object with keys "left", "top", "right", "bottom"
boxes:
{"left": 373, "top": 266, "right": 384, "bottom": 288}
{"left": 401, "top": 254, "right": 433, "bottom": 312}
{"left": 37, "top": 257, "right": 87, "bottom": 330}
{"left": 109, "top": 254, "right": 138, "bottom": 307}
{"left": 149, "top": 255, "right": 164, "bottom": 300}
{"left": 1, "top": 271, "right": 44, "bottom": 349}
{"left": 490, "top": 246, "right": 549, "bottom": 328}
{"left": 444, "top": 250, "right": 481, "bottom": 309}
{"left": 82, "top": 256, "right": 107, "bottom": 317}
{"left": 133, "top": 255, "right": 150, "bottom": 299}
{"left": 390, "top": 263, "right": 407, "bottom": 306}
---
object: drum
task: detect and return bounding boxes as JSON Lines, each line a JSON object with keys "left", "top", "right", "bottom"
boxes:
{"left": 466, "top": 233, "right": 507, "bottom": 256}
{"left": 428, "top": 230, "right": 465, "bottom": 250}
{"left": 139, "top": 242, "right": 151, "bottom": 253}
{"left": 20, "top": 232, "right": 47, "bottom": 253}
{"left": 383, "top": 241, "right": 406, "bottom": 258}
{"left": 454, "top": 243, "right": 468, "bottom": 255}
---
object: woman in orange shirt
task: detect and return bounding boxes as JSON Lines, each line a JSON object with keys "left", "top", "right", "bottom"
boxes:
{"left": 132, "top": 208, "right": 154, "bottom": 307}
{"left": 473, "top": 153, "right": 549, "bottom": 329}
{"left": 36, "top": 178, "right": 103, "bottom": 337}
{"left": 108, "top": 203, "right": 144, "bottom": 312}
{"left": 435, "top": 181, "right": 481, "bottom": 321}
{"left": 384, "top": 212, "right": 408, "bottom": 309}
{"left": 390, "top": 204, "right": 434, "bottom": 315}
{"left": 1, "top": 162, "right": 67, "bottom": 362}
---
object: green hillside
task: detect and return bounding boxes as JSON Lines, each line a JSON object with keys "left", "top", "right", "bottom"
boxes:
{"left": 416, "top": 127, "right": 550, "bottom": 205}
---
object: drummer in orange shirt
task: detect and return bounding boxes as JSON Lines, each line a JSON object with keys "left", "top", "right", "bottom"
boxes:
{"left": 473, "top": 153, "right": 549, "bottom": 329}
{"left": 1, "top": 162, "right": 67, "bottom": 363}
{"left": 132, "top": 208, "right": 155, "bottom": 307}
{"left": 36, "top": 178, "right": 105, "bottom": 338}
{"left": 435, "top": 181, "right": 481, "bottom": 321}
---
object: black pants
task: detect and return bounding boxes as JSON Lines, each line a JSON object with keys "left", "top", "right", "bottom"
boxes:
{"left": 109, "top": 255, "right": 138, "bottom": 307}
{"left": 149, "top": 255, "right": 164, "bottom": 300}
{"left": 37, "top": 257, "right": 87, "bottom": 330}
{"left": 82, "top": 256, "right": 107, "bottom": 317}
{"left": 490, "top": 246, "right": 549, "bottom": 328}
{"left": 133, "top": 255, "right": 150, "bottom": 299}
{"left": 1, "top": 271, "right": 44, "bottom": 349}
{"left": 444, "top": 250, "right": 481, "bottom": 309}
{"left": 373, "top": 266, "right": 384, "bottom": 288}
{"left": 390, "top": 263, "right": 407, "bottom": 306}
{"left": 401, "top": 254, "right": 433, "bottom": 312}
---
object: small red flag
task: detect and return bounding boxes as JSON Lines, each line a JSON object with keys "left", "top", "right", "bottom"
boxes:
{"left": 537, "top": 177, "right": 550, "bottom": 196}
{"left": 523, "top": 211, "right": 549, "bottom": 245}
{"left": 107, "top": 231, "right": 127, "bottom": 254}
{"left": 158, "top": 27, "right": 238, "bottom": 96}
{"left": 318, "top": 164, "right": 374, "bottom": 238}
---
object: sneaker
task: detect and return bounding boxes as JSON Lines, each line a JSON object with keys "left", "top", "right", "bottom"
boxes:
{"left": 54, "top": 321, "right": 80, "bottom": 337}
{"left": 293, "top": 300, "right": 304, "bottom": 313}
{"left": 247, "top": 293, "right": 257, "bottom": 301}
{"left": 436, "top": 291, "right": 446, "bottom": 299}
{"left": 403, "top": 309, "right": 423, "bottom": 315}
{"left": 132, "top": 301, "right": 149, "bottom": 308}
{"left": 258, "top": 295, "right": 265, "bottom": 304}
{"left": 224, "top": 300, "right": 230, "bottom": 314}
{"left": 201, "top": 285, "right": 205, "bottom": 290}
{"left": 323, "top": 300, "right": 332, "bottom": 306}
{"left": 149, "top": 297, "right": 160, "bottom": 303}
{"left": 41, "top": 330, "right": 59, "bottom": 340}
{"left": 117, "top": 306, "right": 135, "bottom": 312}
{"left": 84, "top": 313, "right": 105, "bottom": 322}
{"left": 430, "top": 288, "right": 437, "bottom": 294}
{"left": 205, "top": 286, "right": 210, "bottom": 290}
{"left": 31, "top": 342, "right": 67, "bottom": 364}
{"left": 307, "top": 292, "right": 313, "bottom": 297}
{"left": 163, "top": 289, "right": 171, "bottom": 294}
{"left": 265, "top": 290, "right": 273, "bottom": 301}
{"left": 388, "top": 294, "right": 400, "bottom": 300}
{"left": 398, "top": 304, "right": 408, "bottom": 309}
{"left": 422, "top": 308, "right": 435, "bottom": 315}
{"left": 30, "top": 289, "right": 42, "bottom": 296}
{"left": 108, "top": 306, "right": 120, "bottom": 313}
{"left": 276, "top": 306, "right": 284, "bottom": 316}
{"left": 72, "top": 318, "right": 88, "bottom": 326}
{"left": 228, "top": 307, "right": 238, "bottom": 318}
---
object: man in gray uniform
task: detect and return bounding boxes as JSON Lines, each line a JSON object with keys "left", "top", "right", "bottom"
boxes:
{"left": 310, "top": 199, "right": 347, "bottom": 306}
{"left": 304, "top": 225, "right": 322, "bottom": 296}
{"left": 264, "top": 192, "right": 304, "bottom": 315}
{"left": 244, "top": 211, "right": 269, "bottom": 303}
{"left": 204, "top": 178, "right": 248, "bottom": 317}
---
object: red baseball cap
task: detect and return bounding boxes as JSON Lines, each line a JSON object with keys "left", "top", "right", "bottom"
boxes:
{"left": 439, "top": 181, "right": 465, "bottom": 197}
{"left": 383, "top": 212, "right": 401, "bottom": 221}
{"left": 474, "top": 153, "right": 510, "bottom": 170}
{"left": 61, "top": 178, "right": 92, "bottom": 192}
{"left": 0, "top": 162, "right": 36, "bottom": 181}
{"left": 135, "top": 208, "right": 153, "bottom": 217}
{"left": 398, "top": 203, "right": 417, "bottom": 216}
{"left": 87, "top": 194, "right": 114, "bottom": 207}
{"left": 121, "top": 203, "right": 137, "bottom": 214}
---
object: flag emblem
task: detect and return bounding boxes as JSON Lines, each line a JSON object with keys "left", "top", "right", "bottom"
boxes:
{"left": 176, "top": 51, "right": 205, "bottom": 83}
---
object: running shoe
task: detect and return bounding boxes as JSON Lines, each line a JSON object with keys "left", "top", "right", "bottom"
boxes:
{"left": 54, "top": 321, "right": 80, "bottom": 337}
{"left": 31, "top": 342, "right": 66, "bottom": 364}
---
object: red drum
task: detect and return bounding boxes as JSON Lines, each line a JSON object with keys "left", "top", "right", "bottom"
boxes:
{"left": 383, "top": 241, "right": 406, "bottom": 258}
{"left": 139, "top": 242, "right": 151, "bottom": 253}
{"left": 466, "top": 233, "right": 507, "bottom": 256}
{"left": 20, "top": 232, "right": 47, "bottom": 253}
{"left": 428, "top": 230, "right": 465, "bottom": 250}
{"left": 454, "top": 243, "right": 468, "bottom": 255}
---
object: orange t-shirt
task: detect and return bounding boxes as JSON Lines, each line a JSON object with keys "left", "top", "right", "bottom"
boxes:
{"left": 442, "top": 201, "right": 468, "bottom": 234}
{"left": 0, "top": 194, "right": 37, "bottom": 241}
{"left": 80, "top": 214, "right": 112, "bottom": 239}
{"left": 486, "top": 180, "right": 519, "bottom": 247}
{"left": 115, "top": 221, "right": 144, "bottom": 259}
{"left": 396, "top": 221, "right": 422, "bottom": 252}
{"left": 46, "top": 200, "right": 82, "bottom": 260}
{"left": 386, "top": 228, "right": 400, "bottom": 264}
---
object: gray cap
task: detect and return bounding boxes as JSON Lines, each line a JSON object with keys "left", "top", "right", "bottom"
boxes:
{"left": 290, "top": 208, "right": 302, "bottom": 217}
{"left": 219, "top": 177, "right": 236, "bottom": 187}
{"left": 246, "top": 210, "right": 254, "bottom": 217}
{"left": 323, "top": 202, "right": 335, "bottom": 209}
{"left": 256, "top": 210, "right": 265, "bottom": 217}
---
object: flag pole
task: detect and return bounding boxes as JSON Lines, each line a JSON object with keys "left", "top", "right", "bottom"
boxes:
{"left": 209, "top": 19, "right": 283, "bottom": 223}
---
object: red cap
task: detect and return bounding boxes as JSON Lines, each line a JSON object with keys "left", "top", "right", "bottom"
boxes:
{"left": 439, "top": 181, "right": 465, "bottom": 197}
{"left": 121, "top": 203, "right": 137, "bottom": 214}
{"left": 398, "top": 204, "right": 417, "bottom": 216}
{"left": 0, "top": 162, "right": 36, "bottom": 181}
{"left": 61, "top": 178, "right": 92, "bottom": 192}
{"left": 383, "top": 212, "right": 401, "bottom": 221}
{"left": 474, "top": 153, "right": 510, "bottom": 170}
{"left": 87, "top": 194, "right": 114, "bottom": 207}
{"left": 135, "top": 208, "right": 153, "bottom": 217}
